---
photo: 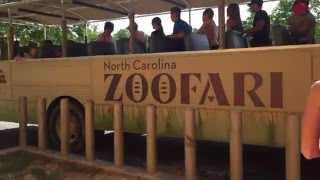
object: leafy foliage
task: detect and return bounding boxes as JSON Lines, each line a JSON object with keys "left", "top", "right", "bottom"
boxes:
{"left": 242, "top": 9, "right": 255, "bottom": 29}
{"left": 113, "top": 29, "right": 130, "bottom": 40}
{"left": 269, "top": 0, "right": 293, "bottom": 27}
{"left": 0, "top": 23, "right": 99, "bottom": 46}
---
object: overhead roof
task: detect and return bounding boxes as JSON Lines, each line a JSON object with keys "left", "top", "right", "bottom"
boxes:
{"left": 0, "top": 0, "right": 256, "bottom": 25}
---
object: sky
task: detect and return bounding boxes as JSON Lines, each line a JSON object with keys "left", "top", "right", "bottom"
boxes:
{"left": 92, "top": 1, "right": 279, "bottom": 36}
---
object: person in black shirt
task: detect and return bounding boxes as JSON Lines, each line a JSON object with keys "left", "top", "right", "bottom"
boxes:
{"left": 245, "top": 0, "right": 272, "bottom": 47}
{"left": 151, "top": 17, "right": 165, "bottom": 36}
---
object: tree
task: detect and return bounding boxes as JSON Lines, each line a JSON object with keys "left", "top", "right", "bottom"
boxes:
{"left": 0, "top": 22, "right": 99, "bottom": 46}
{"left": 269, "top": 0, "right": 293, "bottom": 26}
{"left": 242, "top": 9, "right": 255, "bottom": 29}
{"left": 113, "top": 29, "right": 130, "bottom": 40}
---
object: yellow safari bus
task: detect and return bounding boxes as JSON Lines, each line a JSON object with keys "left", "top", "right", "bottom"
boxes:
{"left": 0, "top": 0, "right": 317, "bottom": 151}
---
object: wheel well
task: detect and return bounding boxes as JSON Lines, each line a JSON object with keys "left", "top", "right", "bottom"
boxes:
{"left": 47, "top": 96, "right": 84, "bottom": 117}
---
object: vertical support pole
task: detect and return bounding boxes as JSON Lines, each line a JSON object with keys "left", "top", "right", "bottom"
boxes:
{"left": 84, "top": 22, "right": 88, "bottom": 44}
{"left": 218, "top": 0, "right": 225, "bottom": 49}
{"left": 44, "top": 25, "right": 47, "bottom": 40}
{"left": 230, "top": 109, "right": 243, "bottom": 180}
{"left": 85, "top": 100, "right": 95, "bottom": 161}
{"left": 19, "top": 97, "right": 28, "bottom": 149}
{"left": 146, "top": 105, "right": 157, "bottom": 174}
{"left": 286, "top": 114, "right": 300, "bottom": 180}
{"left": 7, "top": 9, "right": 14, "bottom": 60}
{"left": 60, "top": 98, "right": 70, "bottom": 156}
{"left": 37, "top": 98, "right": 47, "bottom": 151}
{"left": 114, "top": 102, "right": 124, "bottom": 167}
{"left": 185, "top": 108, "right": 196, "bottom": 180}
{"left": 188, "top": 8, "right": 191, "bottom": 25}
{"left": 129, "top": 12, "right": 136, "bottom": 54}
{"left": 129, "top": 0, "right": 135, "bottom": 54}
{"left": 61, "top": 0, "right": 67, "bottom": 57}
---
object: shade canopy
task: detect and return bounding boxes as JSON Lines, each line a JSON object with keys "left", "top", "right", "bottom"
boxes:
{"left": 0, "top": 0, "right": 260, "bottom": 25}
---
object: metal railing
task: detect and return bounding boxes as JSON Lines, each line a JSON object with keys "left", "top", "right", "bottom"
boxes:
{"left": 17, "top": 97, "right": 301, "bottom": 180}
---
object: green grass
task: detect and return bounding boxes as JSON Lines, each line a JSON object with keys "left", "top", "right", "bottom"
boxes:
{"left": 0, "top": 152, "right": 61, "bottom": 179}
{"left": 0, "top": 152, "right": 33, "bottom": 174}
{"left": 29, "top": 168, "right": 60, "bottom": 180}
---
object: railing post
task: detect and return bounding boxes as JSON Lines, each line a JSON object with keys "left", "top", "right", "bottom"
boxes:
{"left": 286, "top": 114, "right": 300, "bottom": 180}
{"left": 230, "top": 109, "right": 243, "bottom": 180}
{"left": 19, "top": 96, "right": 28, "bottom": 149}
{"left": 37, "top": 98, "right": 47, "bottom": 151}
{"left": 114, "top": 102, "right": 124, "bottom": 168}
{"left": 146, "top": 105, "right": 157, "bottom": 174}
{"left": 85, "top": 100, "right": 95, "bottom": 161}
{"left": 185, "top": 108, "right": 196, "bottom": 180}
{"left": 60, "top": 98, "right": 70, "bottom": 157}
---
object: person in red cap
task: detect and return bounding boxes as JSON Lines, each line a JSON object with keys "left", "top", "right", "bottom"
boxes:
{"left": 244, "top": 0, "right": 272, "bottom": 47}
{"left": 288, "top": 0, "right": 316, "bottom": 44}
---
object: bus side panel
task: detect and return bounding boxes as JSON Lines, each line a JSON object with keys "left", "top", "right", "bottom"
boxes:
{"left": 91, "top": 48, "right": 312, "bottom": 147}
{"left": 312, "top": 52, "right": 320, "bottom": 83}
{"left": 10, "top": 58, "right": 92, "bottom": 123}
{"left": 0, "top": 62, "right": 15, "bottom": 122}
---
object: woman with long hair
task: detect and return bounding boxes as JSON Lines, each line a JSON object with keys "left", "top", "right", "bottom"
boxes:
{"left": 226, "top": 3, "right": 243, "bottom": 32}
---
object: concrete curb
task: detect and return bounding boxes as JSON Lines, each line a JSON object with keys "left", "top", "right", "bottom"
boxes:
{"left": 0, "top": 146, "right": 183, "bottom": 180}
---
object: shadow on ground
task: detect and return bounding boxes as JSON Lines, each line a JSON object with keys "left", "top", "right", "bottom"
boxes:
{"left": 0, "top": 126, "right": 319, "bottom": 180}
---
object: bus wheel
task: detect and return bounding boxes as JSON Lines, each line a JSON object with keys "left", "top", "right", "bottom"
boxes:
{"left": 47, "top": 100, "right": 85, "bottom": 152}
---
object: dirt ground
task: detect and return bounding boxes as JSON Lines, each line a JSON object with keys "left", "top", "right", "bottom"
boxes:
{"left": 0, "top": 152, "right": 131, "bottom": 180}
{"left": 0, "top": 124, "right": 320, "bottom": 180}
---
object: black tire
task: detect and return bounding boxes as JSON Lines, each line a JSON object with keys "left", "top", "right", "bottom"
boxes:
{"left": 47, "top": 100, "right": 85, "bottom": 152}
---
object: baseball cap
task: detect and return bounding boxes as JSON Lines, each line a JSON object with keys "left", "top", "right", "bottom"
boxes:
{"left": 248, "top": 0, "right": 263, "bottom": 6}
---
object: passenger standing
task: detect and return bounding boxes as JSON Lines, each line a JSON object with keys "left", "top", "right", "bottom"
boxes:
{"left": 168, "top": 7, "right": 191, "bottom": 40}
{"left": 244, "top": 0, "right": 272, "bottom": 47}
{"left": 127, "top": 22, "right": 147, "bottom": 45}
{"left": 226, "top": 3, "right": 243, "bottom": 32}
{"left": 197, "top": 8, "right": 219, "bottom": 49}
{"left": 97, "top": 22, "right": 114, "bottom": 42}
{"left": 151, "top": 17, "right": 165, "bottom": 36}
{"left": 288, "top": 0, "right": 316, "bottom": 44}
{"left": 168, "top": 6, "right": 191, "bottom": 51}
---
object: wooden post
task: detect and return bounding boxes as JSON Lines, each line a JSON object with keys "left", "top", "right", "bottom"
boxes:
{"left": 185, "top": 108, "right": 196, "bottom": 180}
{"left": 286, "top": 114, "right": 300, "bottom": 180}
{"left": 7, "top": 9, "right": 14, "bottom": 60}
{"left": 146, "top": 105, "right": 157, "bottom": 174}
{"left": 60, "top": 98, "right": 70, "bottom": 156}
{"left": 37, "top": 98, "right": 47, "bottom": 151}
{"left": 114, "top": 102, "right": 124, "bottom": 167}
{"left": 61, "top": 0, "right": 67, "bottom": 57}
{"left": 19, "top": 97, "right": 28, "bottom": 149}
{"left": 85, "top": 100, "right": 95, "bottom": 161}
{"left": 129, "top": 12, "right": 136, "bottom": 54}
{"left": 230, "top": 109, "right": 243, "bottom": 180}
{"left": 218, "top": 0, "right": 225, "bottom": 49}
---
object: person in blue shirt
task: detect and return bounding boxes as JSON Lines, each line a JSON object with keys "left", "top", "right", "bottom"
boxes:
{"left": 167, "top": 7, "right": 191, "bottom": 51}
{"left": 168, "top": 6, "right": 191, "bottom": 40}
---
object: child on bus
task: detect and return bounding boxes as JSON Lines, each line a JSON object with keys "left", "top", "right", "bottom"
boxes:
{"left": 97, "top": 22, "right": 114, "bottom": 43}
{"left": 14, "top": 42, "right": 38, "bottom": 62}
